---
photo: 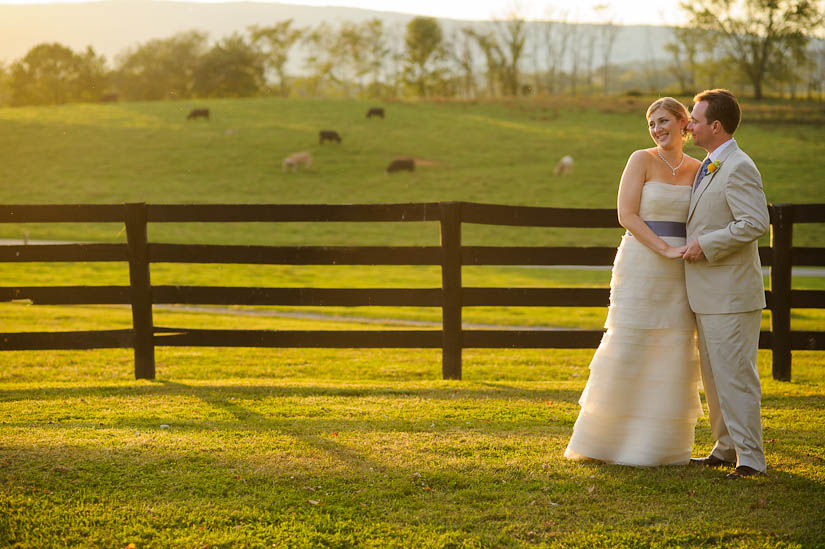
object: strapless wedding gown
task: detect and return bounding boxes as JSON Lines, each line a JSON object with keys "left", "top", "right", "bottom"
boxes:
{"left": 565, "top": 182, "right": 702, "bottom": 466}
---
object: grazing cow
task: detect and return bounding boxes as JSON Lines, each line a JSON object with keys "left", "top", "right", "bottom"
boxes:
{"left": 187, "top": 108, "right": 210, "bottom": 120}
{"left": 99, "top": 93, "right": 118, "bottom": 103}
{"left": 319, "top": 130, "right": 342, "bottom": 144}
{"left": 282, "top": 151, "right": 313, "bottom": 172}
{"left": 385, "top": 157, "right": 415, "bottom": 174}
{"left": 553, "top": 155, "right": 574, "bottom": 176}
{"left": 366, "top": 107, "right": 385, "bottom": 118}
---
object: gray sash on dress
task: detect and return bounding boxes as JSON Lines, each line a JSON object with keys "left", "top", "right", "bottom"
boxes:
{"left": 644, "top": 220, "right": 686, "bottom": 237}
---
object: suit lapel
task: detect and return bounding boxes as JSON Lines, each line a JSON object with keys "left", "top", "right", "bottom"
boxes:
{"left": 688, "top": 143, "right": 739, "bottom": 221}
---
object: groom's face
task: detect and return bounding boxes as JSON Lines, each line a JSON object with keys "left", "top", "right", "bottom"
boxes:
{"left": 688, "top": 101, "right": 712, "bottom": 148}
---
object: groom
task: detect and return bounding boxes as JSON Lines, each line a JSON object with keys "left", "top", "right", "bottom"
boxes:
{"left": 682, "top": 89, "right": 770, "bottom": 479}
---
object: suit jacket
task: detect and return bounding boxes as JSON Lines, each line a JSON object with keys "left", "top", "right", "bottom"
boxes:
{"left": 685, "top": 142, "right": 770, "bottom": 314}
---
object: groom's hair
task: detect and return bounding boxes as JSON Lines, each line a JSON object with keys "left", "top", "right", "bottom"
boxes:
{"left": 693, "top": 89, "right": 740, "bottom": 134}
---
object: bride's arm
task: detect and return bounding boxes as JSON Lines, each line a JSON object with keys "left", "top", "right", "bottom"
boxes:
{"left": 617, "top": 151, "right": 684, "bottom": 259}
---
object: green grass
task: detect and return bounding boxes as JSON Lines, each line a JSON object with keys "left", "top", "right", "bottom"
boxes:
{"left": 0, "top": 96, "right": 823, "bottom": 247}
{"left": 1, "top": 302, "right": 824, "bottom": 547}
{"left": 1, "top": 97, "right": 823, "bottom": 547}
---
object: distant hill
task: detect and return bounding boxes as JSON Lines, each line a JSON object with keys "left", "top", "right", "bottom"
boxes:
{"left": 0, "top": 0, "right": 674, "bottom": 67}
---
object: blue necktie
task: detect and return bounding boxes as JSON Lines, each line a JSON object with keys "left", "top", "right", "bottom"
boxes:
{"left": 694, "top": 157, "right": 712, "bottom": 190}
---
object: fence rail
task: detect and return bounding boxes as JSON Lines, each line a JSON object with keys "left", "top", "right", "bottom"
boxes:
{"left": 1, "top": 202, "right": 823, "bottom": 381}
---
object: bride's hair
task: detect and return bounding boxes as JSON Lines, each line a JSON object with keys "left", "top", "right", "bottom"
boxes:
{"left": 646, "top": 97, "right": 689, "bottom": 122}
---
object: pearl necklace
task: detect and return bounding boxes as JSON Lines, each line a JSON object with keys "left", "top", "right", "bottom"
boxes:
{"left": 657, "top": 148, "right": 684, "bottom": 176}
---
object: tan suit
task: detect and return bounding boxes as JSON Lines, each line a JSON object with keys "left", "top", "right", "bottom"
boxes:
{"left": 686, "top": 141, "right": 770, "bottom": 472}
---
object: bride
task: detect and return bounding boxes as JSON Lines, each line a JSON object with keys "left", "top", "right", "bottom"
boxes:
{"left": 564, "top": 97, "right": 704, "bottom": 466}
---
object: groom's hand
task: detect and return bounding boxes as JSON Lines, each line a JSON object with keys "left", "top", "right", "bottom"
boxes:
{"left": 682, "top": 240, "right": 705, "bottom": 262}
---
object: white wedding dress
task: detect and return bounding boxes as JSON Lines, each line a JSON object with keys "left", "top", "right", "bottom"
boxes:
{"left": 565, "top": 181, "right": 703, "bottom": 466}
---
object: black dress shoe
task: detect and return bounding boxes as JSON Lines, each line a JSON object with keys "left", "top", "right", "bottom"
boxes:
{"left": 690, "top": 455, "right": 736, "bottom": 467}
{"left": 725, "top": 465, "right": 763, "bottom": 479}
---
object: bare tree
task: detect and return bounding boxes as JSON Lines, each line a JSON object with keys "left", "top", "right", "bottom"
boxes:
{"left": 664, "top": 26, "right": 700, "bottom": 94}
{"left": 445, "top": 27, "right": 479, "bottom": 98}
{"left": 535, "top": 7, "right": 571, "bottom": 94}
{"left": 641, "top": 26, "right": 663, "bottom": 94}
{"left": 806, "top": 38, "right": 825, "bottom": 100}
{"left": 567, "top": 18, "right": 584, "bottom": 95}
{"left": 492, "top": 3, "right": 529, "bottom": 96}
{"left": 593, "top": 5, "right": 621, "bottom": 94}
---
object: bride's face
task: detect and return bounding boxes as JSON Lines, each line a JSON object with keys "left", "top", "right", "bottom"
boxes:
{"left": 648, "top": 108, "right": 684, "bottom": 149}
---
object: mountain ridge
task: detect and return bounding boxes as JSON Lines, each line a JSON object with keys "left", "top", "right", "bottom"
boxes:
{"left": 1, "top": 0, "right": 674, "bottom": 67}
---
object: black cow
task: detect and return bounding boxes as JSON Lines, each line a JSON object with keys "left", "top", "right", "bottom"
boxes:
{"left": 187, "top": 108, "right": 210, "bottom": 120}
{"left": 385, "top": 157, "right": 415, "bottom": 174}
{"left": 366, "top": 107, "right": 385, "bottom": 118}
{"left": 319, "top": 130, "right": 342, "bottom": 144}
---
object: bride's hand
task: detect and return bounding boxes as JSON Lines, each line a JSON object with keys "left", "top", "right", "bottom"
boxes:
{"left": 663, "top": 245, "right": 686, "bottom": 259}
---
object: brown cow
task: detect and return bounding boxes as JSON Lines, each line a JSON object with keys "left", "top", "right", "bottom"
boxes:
{"left": 187, "top": 108, "right": 210, "bottom": 120}
{"left": 319, "top": 130, "right": 342, "bottom": 144}
{"left": 386, "top": 157, "right": 415, "bottom": 174}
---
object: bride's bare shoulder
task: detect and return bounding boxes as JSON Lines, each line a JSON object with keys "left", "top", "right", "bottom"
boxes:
{"left": 627, "top": 148, "right": 656, "bottom": 164}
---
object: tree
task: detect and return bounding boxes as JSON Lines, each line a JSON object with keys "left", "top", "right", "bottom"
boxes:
{"left": 193, "top": 33, "right": 265, "bottom": 97}
{"left": 336, "top": 21, "right": 369, "bottom": 95}
{"left": 0, "top": 62, "right": 10, "bottom": 106}
{"left": 9, "top": 42, "right": 108, "bottom": 106}
{"left": 805, "top": 38, "right": 825, "bottom": 100}
{"left": 465, "top": 27, "right": 505, "bottom": 97}
{"left": 446, "top": 27, "right": 479, "bottom": 98}
{"left": 115, "top": 31, "right": 208, "bottom": 100}
{"left": 771, "top": 31, "right": 809, "bottom": 97}
{"left": 534, "top": 8, "right": 572, "bottom": 94}
{"left": 679, "top": 0, "right": 825, "bottom": 99}
{"left": 404, "top": 16, "right": 445, "bottom": 96}
{"left": 303, "top": 22, "right": 340, "bottom": 96}
{"left": 493, "top": 7, "right": 529, "bottom": 95}
{"left": 593, "top": 5, "right": 621, "bottom": 94}
{"left": 665, "top": 26, "right": 701, "bottom": 93}
{"left": 250, "top": 20, "right": 304, "bottom": 97}
{"left": 361, "top": 18, "right": 390, "bottom": 97}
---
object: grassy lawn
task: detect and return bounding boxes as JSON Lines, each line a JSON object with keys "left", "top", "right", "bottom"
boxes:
{"left": 0, "top": 96, "right": 823, "bottom": 247}
{"left": 0, "top": 304, "right": 824, "bottom": 547}
{"left": 1, "top": 96, "right": 823, "bottom": 546}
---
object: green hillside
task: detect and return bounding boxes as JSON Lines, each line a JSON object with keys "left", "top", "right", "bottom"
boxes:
{"left": 1, "top": 96, "right": 822, "bottom": 247}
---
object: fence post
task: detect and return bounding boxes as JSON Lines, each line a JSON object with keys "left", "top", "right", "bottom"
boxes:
{"left": 770, "top": 204, "right": 793, "bottom": 381}
{"left": 440, "top": 202, "right": 462, "bottom": 380}
{"left": 125, "top": 202, "right": 155, "bottom": 380}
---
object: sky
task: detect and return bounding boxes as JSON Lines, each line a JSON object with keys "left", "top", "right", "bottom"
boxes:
{"left": 0, "top": 0, "right": 687, "bottom": 26}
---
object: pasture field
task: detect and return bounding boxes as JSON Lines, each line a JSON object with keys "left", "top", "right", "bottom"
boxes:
{"left": 1, "top": 97, "right": 824, "bottom": 547}
{"left": 0, "top": 309, "right": 824, "bottom": 547}
{"left": 0, "top": 96, "right": 823, "bottom": 248}
{"left": 0, "top": 95, "right": 823, "bottom": 328}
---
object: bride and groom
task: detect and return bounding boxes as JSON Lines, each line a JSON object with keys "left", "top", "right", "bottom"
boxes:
{"left": 565, "top": 89, "right": 770, "bottom": 479}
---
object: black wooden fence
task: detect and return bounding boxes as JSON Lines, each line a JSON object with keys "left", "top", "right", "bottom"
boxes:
{"left": 1, "top": 202, "right": 823, "bottom": 381}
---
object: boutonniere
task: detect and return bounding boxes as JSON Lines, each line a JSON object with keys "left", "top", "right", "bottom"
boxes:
{"left": 706, "top": 160, "right": 721, "bottom": 175}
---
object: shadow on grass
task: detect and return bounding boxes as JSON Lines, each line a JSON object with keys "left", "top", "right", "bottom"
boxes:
{"left": 0, "top": 380, "right": 582, "bottom": 406}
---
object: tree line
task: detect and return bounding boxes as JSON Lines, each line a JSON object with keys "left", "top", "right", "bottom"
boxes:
{"left": 0, "top": 0, "right": 822, "bottom": 107}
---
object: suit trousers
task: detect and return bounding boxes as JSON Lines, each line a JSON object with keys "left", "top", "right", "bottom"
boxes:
{"left": 695, "top": 310, "right": 766, "bottom": 472}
